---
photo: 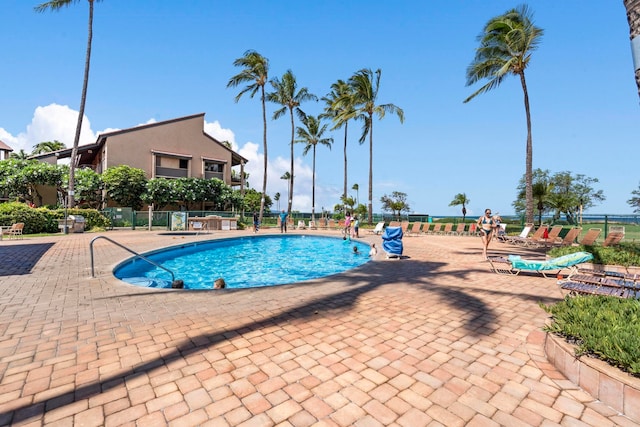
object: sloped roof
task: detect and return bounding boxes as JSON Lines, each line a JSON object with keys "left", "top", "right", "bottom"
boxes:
{"left": 0, "top": 140, "right": 14, "bottom": 152}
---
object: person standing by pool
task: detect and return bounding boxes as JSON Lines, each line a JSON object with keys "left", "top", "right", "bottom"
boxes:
{"left": 253, "top": 211, "right": 259, "bottom": 233}
{"left": 477, "top": 208, "right": 497, "bottom": 259}
{"left": 279, "top": 210, "right": 288, "bottom": 233}
{"left": 352, "top": 215, "right": 360, "bottom": 238}
{"left": 344, "top": 212, "right": 352, "bottom": 236}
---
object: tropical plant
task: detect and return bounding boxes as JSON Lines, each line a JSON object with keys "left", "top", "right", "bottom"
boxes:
{"left": 464, "top": 5, "right": 544, "bottom": 224}
{"left": 72, "top": 167, "right": 102, "bottom": 209}
{"left": 10, "top": 149, "right": 29, "bottom": 160}
{"left": 35, "top": 0, "right": 102, "bottom": 209}
{"left": 352, "top": 183, "right": 359, "bottom": 206}
{"left": 0, "top": 159, "right": 67, "bottom": 206}
{"left": 227, "top": 50, "right": 269, "bottom": 224}
{"left": 273, "top": 192, "right": 281, "bottom": 211}
{"left": 624, "top": 0, "right": 640, "bottom": 99}
{"left": 321, "top": 79, "right": 356, "bottom": 203}
{"left": 380, "top": 191, "right": 410, "bottom": 219}
{"left": 142, "top": 178, "right": 175, "bottom": 210}
{"left": 295, "top": 114, "right": 332, "bottom": 222}
{"left": 102, "top": 165, "right": 147, "bottom": 210}
{"left": 242, "top": 188, "right": 272, "bottom": 213}
{"left": 349, "top": 69, "right": 404, "bottom": 224}
{"left": 280, "top": 172, "right": 291, "bottom": 206}
{"left": 267, "top": 70, "right": 317, "bottom": 215}
{"left": 449, "top": 193, "right": 470, "bottom": 222}
{"left": 513, "top": 169, "right": 604, "bottom": 225}
{"left": 31, "top": 140, "right": 66, "bottom": 155}
{"left": 628, "top": 182, "right": 640, "bottom": 213}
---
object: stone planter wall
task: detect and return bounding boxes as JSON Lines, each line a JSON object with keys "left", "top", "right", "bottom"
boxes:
{"left": 544, "top": 332, "right": 640, "bottom": 422}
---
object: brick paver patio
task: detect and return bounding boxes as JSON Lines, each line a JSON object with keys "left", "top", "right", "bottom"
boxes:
{"left": 0, "top": 229, "right": 637, "bottom": 426}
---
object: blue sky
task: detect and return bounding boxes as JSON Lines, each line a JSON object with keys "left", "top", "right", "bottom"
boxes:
{"left": 1, "top": 0, "right": 637, "bottom": 217}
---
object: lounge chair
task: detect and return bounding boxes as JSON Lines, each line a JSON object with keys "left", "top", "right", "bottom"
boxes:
{"left": 453, "top": 223, "right": 466, "bottom": 236}
{"left": 544, "top": 226, "right": 564, "bottom": 244}
{"left": 421, "top": 223, "right": 431, "bottom": 235}
{"left": 465, "top": 223, "right": 478, "bottom": 236}
{"left": 488, "top": 251, "right": 594, "bottom": 278}
{"left": 1, "top": 222, "right": 24, "bottom": 240}
{"left": 382, "top": 226, "right": 403, "bottom": 258}
{"left": 551, "top": 227, "right": 582, "bottom": 247}
{"left": 499, "top": 223, "right": 533, "bottom": 243}
{"left": 407, "top": 222, "right": 422, "bottom": 236}
{"left": 517, "top": 224, "right": 549, "bottom": 247}
{"left": 603, "top": 231, "right": 624, "bottom": 247}
{"left": 327, "top": 219, "right": 336, "bottom": 229}
{"left": 441, "top": 223, "right": 453, "bottom": 235}
{"left": 559, "top": 269, "right": 639, "bottom": 299}
{"left": 428, "top": 223, "right": 442, "bottom": 235}
{"left": 400, "top": 221, "right": 410, "bottom": 234}
{"left": 368, "top": 221, "right": 385, "bottom": 235}
{"left": 577, "top": 228, "right": 601, "bottom": 246}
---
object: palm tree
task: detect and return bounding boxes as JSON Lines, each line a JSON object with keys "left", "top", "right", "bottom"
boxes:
{"left": 624, "top": 0, "right": 640, "bottom": 99}
{"left": 352, "top": 183, "right": 359, "bottom": 206}
{"left": 448, "top": 193, "right": 470, "bottom": 222}
{"left": 267, "top": 70, "right": 317, "bottom": 215}
{"left": 348, "top": 69, "right": 404, "bottom": 224}
{"left": 321, "top": 80, "right": 356, "bottom": 203}
{"left": 10, "top": 149, "right": 29, "bottom": 160}
{"left": 280, "top": 172, "right": 291, "bottom": 208}
{"left": 274, "top": 192, "right": 281, "bottom": 211}
{"left": 532, "top": 181, "right": 553, "bottom": 226}
{"left": 295, "top": 114, "right": 333, "bottom": 223}
{"left": 464, "top": 5, "right": 544, "bottom": 224}
{"left": 31, "top": 140, "right": 67, "bottom": 155}
{"left": 35, "top": 0, "right": 102, "bottom": 209}
{"left": 227, "top": 50, "right": 269, "bottom": 224}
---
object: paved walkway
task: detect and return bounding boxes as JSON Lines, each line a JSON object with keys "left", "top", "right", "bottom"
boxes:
{"left": 0, "top": 229, "right": 637, "bottom": 426}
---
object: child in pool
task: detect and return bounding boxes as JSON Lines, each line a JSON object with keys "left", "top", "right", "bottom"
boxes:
{"left": 369, "top": 243, "right": 377, "bottom": 257}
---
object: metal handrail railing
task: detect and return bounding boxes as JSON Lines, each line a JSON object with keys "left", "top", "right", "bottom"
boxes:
{"left": 90, "top": 236, "right": 181, "bottom": 287}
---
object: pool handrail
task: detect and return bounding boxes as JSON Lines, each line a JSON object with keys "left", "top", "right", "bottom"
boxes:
{"left": 89, "top": 235, "right": 180, "bottom": 286}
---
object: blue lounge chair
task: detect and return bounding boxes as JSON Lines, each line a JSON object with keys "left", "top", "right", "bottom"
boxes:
{"left": 488, "top": 251, "right": 594, "bottom": 277}
{"left": 382, "top": 226, "right": 403, "bottom": 258}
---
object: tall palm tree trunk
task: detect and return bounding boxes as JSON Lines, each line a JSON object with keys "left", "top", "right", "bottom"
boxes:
{"left": 312, "top": 146, "right": 316, "bottom": 223}
{"left": 259, "top": 87, "right": 267, "bottom": 224}
{"left": 343, "top": 123, "right": 348, "bottom": 202}
{"left": 288, "top": 111, "right": 295, "bottom": 215}
{"left": 520, "top": 72, "right": 534, "bottom": 224}
{"left": 367, "top": 116, "right": 374, "bottom": 225}
{"left": 624, "top": 0, "right": 640, "bottom": 99}
{"left": 69, "top": 0, "right": 94, "bottom": 209}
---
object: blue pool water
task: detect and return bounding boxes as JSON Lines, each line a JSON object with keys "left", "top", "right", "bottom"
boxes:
{"left": 114, "top": 235, "right": 372, "bottom": 290}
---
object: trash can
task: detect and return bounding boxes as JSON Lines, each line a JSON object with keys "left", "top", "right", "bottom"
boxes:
{"left": 68, "top": 215, "right": 86, "bottom": 233}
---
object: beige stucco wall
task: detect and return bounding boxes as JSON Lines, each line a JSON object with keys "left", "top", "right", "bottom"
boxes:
{"left": 103, "top": 115, "right": 232, "bottom": 182}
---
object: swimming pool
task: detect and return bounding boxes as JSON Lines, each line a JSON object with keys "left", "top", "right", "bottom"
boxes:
{"left": 114, "top": 235, "right": 372, "bottom": 290}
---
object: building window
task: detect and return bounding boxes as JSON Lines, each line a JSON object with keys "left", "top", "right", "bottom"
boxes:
{"left": 155, "top": 155, "right": 189, "bottom": 178}
{"left": 204, "top": 161, "right": 224, "bottom": 180}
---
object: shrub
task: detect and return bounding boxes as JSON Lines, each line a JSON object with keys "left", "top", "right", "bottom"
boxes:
{"left": 541, "top": 296, "right": 640, "bottom": 376}
{"left": 0, "top": 202, "right": 110, "bottom": 234}
{"left": 548, "top": 243, "right": 640, "bottom": 267}
{"left": 0, "top": 202, "right": 51, "bottom": 234}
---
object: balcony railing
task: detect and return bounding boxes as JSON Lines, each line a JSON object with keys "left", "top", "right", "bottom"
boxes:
{"left": 204, "top": 171, "right": 224, "bottom": 181}
{"left": 156, "top": 166, "right": 188, "bottom": 178}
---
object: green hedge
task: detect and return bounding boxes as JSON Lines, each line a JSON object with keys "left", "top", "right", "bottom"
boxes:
{"left": 0, "top": 202, "right": 111, "bottom": 234}
{"left": 541, "top": 296, "right": 640, "bottom": 376}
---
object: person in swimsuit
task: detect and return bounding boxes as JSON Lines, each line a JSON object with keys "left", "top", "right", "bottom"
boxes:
{"left": 477, "top": 208, "right": 496, "bottom": 259}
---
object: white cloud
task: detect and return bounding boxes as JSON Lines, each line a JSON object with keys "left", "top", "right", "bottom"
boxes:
{"left": 204, "top": 120, "right": 237, "bottom": 149}
{"left": 2, "top": 105, "right": 335, "bottom": 213}
{"left": 1, "top": 104, "right": 98, "bottom": 153}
